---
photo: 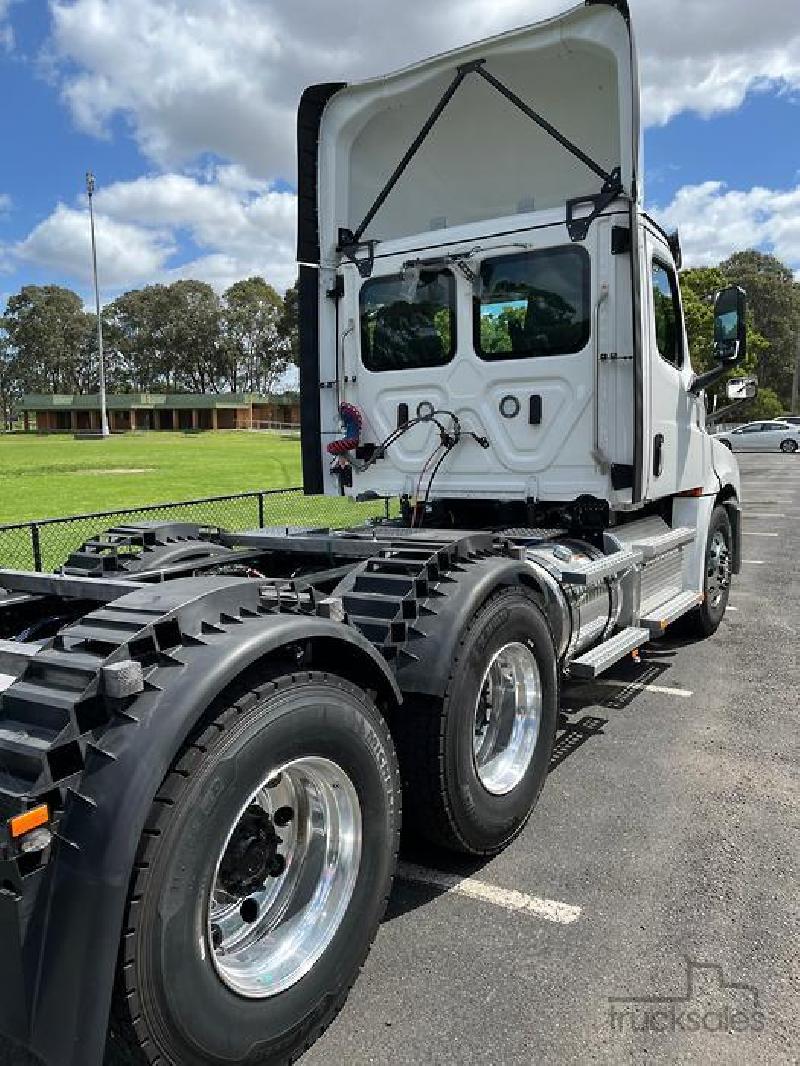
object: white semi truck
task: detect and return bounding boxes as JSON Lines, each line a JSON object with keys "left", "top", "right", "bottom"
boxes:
{"left": 0, "top": 3, "right": 745, "bottom": 1064}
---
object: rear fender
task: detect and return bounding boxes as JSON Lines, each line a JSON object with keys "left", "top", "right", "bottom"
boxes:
{"left": 392, "top": 555, "right": 555, "bottom": 697}
{"left": 10, "top": 576, "right": 398, "bottom": 1066}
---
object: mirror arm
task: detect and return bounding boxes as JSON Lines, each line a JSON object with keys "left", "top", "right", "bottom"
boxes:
{"left": 689, "top": 364, "right": 728, "bottom": 396}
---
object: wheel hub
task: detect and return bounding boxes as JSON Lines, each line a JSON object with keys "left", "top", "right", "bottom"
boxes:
{"left": 472, "top": 641, "right": 542, "bottom": 796}
{"left": 207, "top": 756, "right": 362, "bottom": 999}
{"left": 706, "top": 528, "right": 731, "bottom": 609}
{"left": 217, "top": 805, "right": 284, "bottom": 896}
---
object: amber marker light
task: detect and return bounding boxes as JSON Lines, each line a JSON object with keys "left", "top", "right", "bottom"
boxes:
{"left": 9, "top": 804, "right": 50, "bottom": 839}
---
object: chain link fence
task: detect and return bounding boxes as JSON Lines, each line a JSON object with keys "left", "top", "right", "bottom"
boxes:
{"left": 0, "top": 489, "right": 392, "bottom": 573}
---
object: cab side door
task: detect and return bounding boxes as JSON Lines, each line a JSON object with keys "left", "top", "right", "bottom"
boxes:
{"left": 643, "top": 232, "right": 705, "bottom": 497}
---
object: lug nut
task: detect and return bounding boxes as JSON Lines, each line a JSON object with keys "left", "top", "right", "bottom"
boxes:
{"left": 211, "top": 923, "right": 223, "bottom": 949}
{"left": 273, "top": 806, "right": 294, "bottom": 827}
{"left": 268, "top": 854, "right": 287, "bottom": 877}
{"left": 240, "top": 898, "right": 259, "bottom": 924}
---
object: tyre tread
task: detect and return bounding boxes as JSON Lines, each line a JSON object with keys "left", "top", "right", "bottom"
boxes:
{"left": 108, "top": 669, "right": 400, "bottom": 1066}
{"left": 398, "top": 586, "right": 552, "bottom": 857}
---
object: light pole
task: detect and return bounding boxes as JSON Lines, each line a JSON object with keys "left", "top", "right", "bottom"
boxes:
{"left": 86, "top": 171, "right": 109, "bottom": 437}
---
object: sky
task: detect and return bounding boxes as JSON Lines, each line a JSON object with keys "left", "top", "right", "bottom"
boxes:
{"left": 1, "top": 0, "right": 799, "bottom": 309}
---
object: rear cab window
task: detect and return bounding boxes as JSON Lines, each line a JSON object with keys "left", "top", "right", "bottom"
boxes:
{"left": 359, "top": 269, "right": 456, "bottom": 372}
{"left": 474, "top": 246, "right": 590, "bottom": 360}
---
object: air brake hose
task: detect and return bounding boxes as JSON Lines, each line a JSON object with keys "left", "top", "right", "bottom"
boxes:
{"left": 327, "top": 402, "right": 363, "bottom": 455}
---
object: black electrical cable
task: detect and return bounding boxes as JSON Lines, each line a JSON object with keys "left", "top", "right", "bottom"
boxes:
{"left": 358, "top": 407, "right": 491, "bottom": 530}
{"left": 416, "top": 434, "right": 460, "bottom": 529}
{"left": 361, "top": 412, "right": 452, "bottom": 469}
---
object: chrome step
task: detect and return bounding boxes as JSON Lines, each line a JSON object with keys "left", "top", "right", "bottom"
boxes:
{"left": 630, "top": 526, "right": 695, "bottom": 560}
{"left": 569, "top": 626, "right": 649, "bottom": 679}
{"left": 641, "top": 590, "right": 702, "bottom": 635}
{"left": 559, "top": 548, "right": 642, "bottom": 587}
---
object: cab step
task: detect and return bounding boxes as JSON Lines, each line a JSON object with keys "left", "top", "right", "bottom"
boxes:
{"left": 559, "top": 548, "right": 642, "bottom": 587}
{"left": 628, "top": 525, "right": 695, "bottom": 560}
{"left": 569, "top": 626, "right": 649, "bottom": 679}
{"left": 641, "top": 590, "right": 702, "bottom": 635}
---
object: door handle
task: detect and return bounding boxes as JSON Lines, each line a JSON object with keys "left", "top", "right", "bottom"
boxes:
{"left": 653, "top": 433, "right": 665, "bottom": 477}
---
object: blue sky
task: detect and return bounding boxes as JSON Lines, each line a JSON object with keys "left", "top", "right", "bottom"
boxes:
{"left": 1, "top": 0, "right": 799, "bottom": 307}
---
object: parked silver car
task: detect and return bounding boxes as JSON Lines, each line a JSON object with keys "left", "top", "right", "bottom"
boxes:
{"left": 714, "top": 421, "right": 800, "bottom": 453}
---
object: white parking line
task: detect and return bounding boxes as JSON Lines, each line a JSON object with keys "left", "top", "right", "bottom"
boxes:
{"left": 744, "top": 532, "right": 778, "bottom": 537}
{"left": 396, "top": 862, "right": 582, "bottom": 925}
{"left": 743, "top": 513, "right": 785, "bottom": 518}
{"left": 727, "top": 606, "right": 739, "bottom": 611}
{"left": 743, "top": 560, "right": 766, "bottom": 565}
{"left": 592, "top": 679, "right": 694, "bottom": 698}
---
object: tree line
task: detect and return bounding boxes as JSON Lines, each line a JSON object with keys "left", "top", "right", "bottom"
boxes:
{"left": 680, "top": 250, "right": 799, "bottom": 420}
{"left": 0, "top": 276, "right": 299, "bottom": 423}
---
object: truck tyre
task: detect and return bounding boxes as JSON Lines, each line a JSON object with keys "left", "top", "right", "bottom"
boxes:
{"left": 108, "top": 670, "right": 401, "bottom": 1066}
{"left": 681, "top": 505, "right": 732, "bottom": 638}
{"left": 397, "top": 587, "right": 559, "bottom": 856}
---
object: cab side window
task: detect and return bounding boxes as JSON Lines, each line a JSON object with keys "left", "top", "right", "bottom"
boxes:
{"left": 651, "top": 260, "right": 683, "bottom": 369}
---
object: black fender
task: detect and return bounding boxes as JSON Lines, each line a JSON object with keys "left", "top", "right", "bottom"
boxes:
{"left": 393, "top": 555, "right": 553, "bottom": 698}
{"left": 12, "top": 576, "right": 399, "bottom": 1066}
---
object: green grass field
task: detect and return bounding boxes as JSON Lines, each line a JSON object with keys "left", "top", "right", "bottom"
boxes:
{"left": 0, "top": 432, "right": 389, "bottom": 570}
{"left": 0, "top": 431, "right": 304, "bottom": 522}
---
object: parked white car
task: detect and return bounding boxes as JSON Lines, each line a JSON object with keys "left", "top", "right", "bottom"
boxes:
{"left": 713, "top": 421, "right": 800, "bottom": 453}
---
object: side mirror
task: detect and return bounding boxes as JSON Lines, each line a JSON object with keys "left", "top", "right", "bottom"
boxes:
{"left": 713, "top": 285, "right": 747, "bottom": 365}
{"left": 726, "top": 376, "right": 758, "bottom": 401}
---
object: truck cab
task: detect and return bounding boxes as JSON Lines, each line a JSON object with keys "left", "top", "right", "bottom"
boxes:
{"left": 298, "top": 0, "right": 742, "bottom": 525}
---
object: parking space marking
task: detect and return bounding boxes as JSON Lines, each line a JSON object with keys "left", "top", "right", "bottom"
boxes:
{"left": 743, "top": 560, "right": 766, "bottom": 565}
{"left": 396, "top": 862, "right": 582, "bottom": 925}
{"left": 743, "top": 513, "right": 785, "bottom": 518}
{"left": 744, "top": 531, "right": 778, "bottom": 537}
{"left": 727, "top": 606, "right": 738, "bottom": 611}
{"left": 592, "top": 679, "right": 694, "bottom": 698}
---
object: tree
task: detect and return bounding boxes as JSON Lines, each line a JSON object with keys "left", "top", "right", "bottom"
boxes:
{"left": 736, "top": 386, "right": 784, "bottom": 421}
{"left": 2, "top": 285, "right": 94, "bottom": 394}
{"left": 0, "top": 328, "right": 19, "bottom": 429}
{"left": 103, "top": 285, "right": 174, "bottom": 392}
{"left": 221, "top": 277, "right": 287, "bottom": 394}
{"left": 277, "top": 280, "right": 299, "bottom": 367}
{"left": 163, "top": 280, "right": 223, "bottom": 394}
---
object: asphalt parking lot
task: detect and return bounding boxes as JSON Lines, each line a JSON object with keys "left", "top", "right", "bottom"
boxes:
{"left": 2, "top": 452, "right": 798, "bottom": 1066}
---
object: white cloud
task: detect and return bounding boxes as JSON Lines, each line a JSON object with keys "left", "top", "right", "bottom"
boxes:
{"left": 15, "top": 201, "right": 175, "bottom": 287}
{"left": 46, "top": 0, "right": 800, "bottom": 178}
{"left": 655, "top": 180, "right": 800, "bottom": 272}
{"left": 0, "top": 192, "right": 11, "bottom": 216}
{"left": 0, "top": 0, "right": 14, "bottom": 50}
{"left": 13, "top": 170, "right": 297, "bottom": 294}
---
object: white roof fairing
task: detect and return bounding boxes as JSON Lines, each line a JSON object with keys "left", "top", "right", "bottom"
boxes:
{"left": 316, "top": 1, "right": 640, "bottom": 265}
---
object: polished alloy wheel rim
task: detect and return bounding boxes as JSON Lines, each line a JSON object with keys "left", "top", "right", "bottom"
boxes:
{"left": 472, "top": 641, "right": 542, "bottom": 796}
{"left": 207, "top": 756, "right": 361, "bottom": 998}
{"left": 706, "top": 528, "right": 731, "bottom": 609}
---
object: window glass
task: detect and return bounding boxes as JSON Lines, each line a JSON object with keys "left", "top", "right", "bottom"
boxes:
{"left": 475, "top": 246, "right": 590, "bottom": 360}
{"left": 359, "top": 269, "right": 455, "bottom": 372}
{"left": 652, "top": 261, "right": 683, "bottom": 368}
{"left": 740, "top": 424, "right": 763, "bottom": 433}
